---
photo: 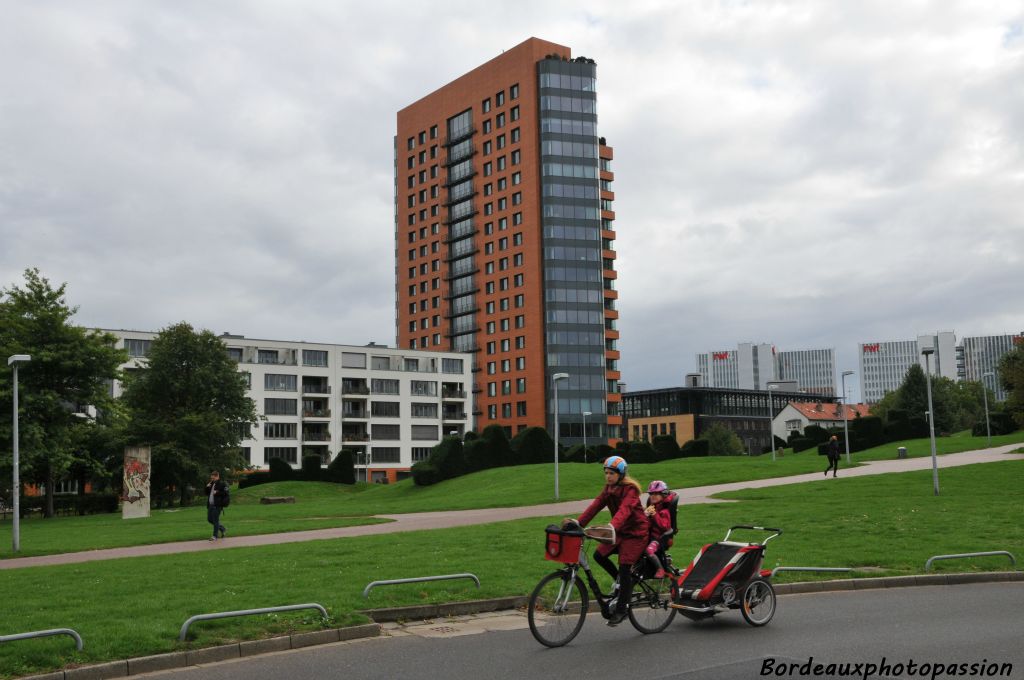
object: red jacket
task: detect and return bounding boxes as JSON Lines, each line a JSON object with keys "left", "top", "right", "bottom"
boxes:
{"left": 577, "top": 483, "right": 649, "bottom": 539}
{"left": 646, "top": 491, "right": 678, "bottom": 544}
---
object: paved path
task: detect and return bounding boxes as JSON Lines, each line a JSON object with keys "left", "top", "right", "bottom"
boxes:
{"left": 3, "top": 445, "right": 1021, "bottom": 570}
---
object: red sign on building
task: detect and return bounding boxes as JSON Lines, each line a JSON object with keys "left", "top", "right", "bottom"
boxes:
{"left": 712, "top": 352, "right": 730, "bottom": 361}
{"left": 863, "top": 343, "right": 880, "bottom": 353}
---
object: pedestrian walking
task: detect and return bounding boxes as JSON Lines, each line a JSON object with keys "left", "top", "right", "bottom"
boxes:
{"left": 825, "top": 435, "right": 840, "bottom": 477}
{"left": 205, "top": 470, "right": 229, "bottom": 540}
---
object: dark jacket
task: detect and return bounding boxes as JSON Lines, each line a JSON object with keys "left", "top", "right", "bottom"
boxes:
{"left": 827, "top": 439, "right": 840, "bottom": 459}
{"left": 205, "top": 479, "right": 229, "bottom": 508}
{"left": 577, "top": 483, "right": 649, "bottom": 539}
{"left": 647, "top": 491, "right": 679, "bottom": 544}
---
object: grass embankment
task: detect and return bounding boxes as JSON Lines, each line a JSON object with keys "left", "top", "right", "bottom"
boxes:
{"left": 1, "top": 460, "right": 1021, "bottom": 678}
{"left": 2, "top": 429, "right": 1022, "bottom": 559}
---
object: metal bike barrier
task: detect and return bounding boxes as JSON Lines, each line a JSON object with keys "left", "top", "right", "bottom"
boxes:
{"left": 179, "top": 603, "right": 328, "bottom": 641}
{"left": 0, "top": 628, "right": 83, "bottom": 651}
{"left": 363, "top": 573, "right": 480, "bottom": 598}
{"left": 771, "top": 566, "right": 853, "bottom": 578}
{"left": 925, "top": 551, "right": 1017, "bottom": 572}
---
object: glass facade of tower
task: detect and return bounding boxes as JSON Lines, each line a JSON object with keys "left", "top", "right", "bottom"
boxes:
{"left": 537, "top": 58, "right": 607, "bottom": 438}
{"left": 443, "top": 109, "right": 480, "bottom": 354}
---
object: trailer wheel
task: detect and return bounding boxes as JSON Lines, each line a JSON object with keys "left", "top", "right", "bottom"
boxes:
{"left": 740, "top": 579, "right": 776, "bottom": 626}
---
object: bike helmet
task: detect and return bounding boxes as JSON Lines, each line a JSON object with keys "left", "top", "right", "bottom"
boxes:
{"left": 647, "top": 480, "right": 668, "bottom": 494}
{"left": 603, "top": 456, "right": 627, "bottom": 476}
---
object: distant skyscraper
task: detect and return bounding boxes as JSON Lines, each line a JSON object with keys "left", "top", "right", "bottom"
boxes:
{"left": 958, "top": 333, "right": 1024, "bottom": 401}
{"left": 394, "top": 38, "right": 621, "bottom": 443}
{"left": 697, "top": 342, "right": 835, "bottom": 396}
{"left": 858, "top": 331, "right": 956, "bottom": 404}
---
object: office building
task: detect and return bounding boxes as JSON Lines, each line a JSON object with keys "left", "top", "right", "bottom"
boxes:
{"left": 858, "top": 331, "right": 956, "bottom": 404}
{"left": 394, "top": 37, "right": 621, "bottom": 444}
{"left": 696, "top": 343, "right": 836, "bottom": 396}
{"left": 622, "top": 386, "right": 835, "bottom": 456}
{"left": 103, "top": 330, "right": 474, "bottom": 483}
{"left": 958, "top": 333, "right": 1024, "bottom": 402}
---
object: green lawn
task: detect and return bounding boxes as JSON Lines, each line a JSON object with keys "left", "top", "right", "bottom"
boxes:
{"left": 2, "top": 429, "right": 1021, "bottom": 559}
{"left": 0, "top": 459, "right": 1021, "bottom": 679}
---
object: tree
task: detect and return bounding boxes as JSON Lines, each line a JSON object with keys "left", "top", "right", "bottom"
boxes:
{"left": 0, "top": 269, "right": 126, "bottom": 517}
{"left": 894, "top": 364, "right": 955, "bottom": 433}
{"left": 121, "top": 322, "right": 258, "bottom": 505}
{"left": 698, "top": 423, "right": 745, "bottom": 456}
{"left": 999, "top": 345, "right": 1024, "bottom": 428}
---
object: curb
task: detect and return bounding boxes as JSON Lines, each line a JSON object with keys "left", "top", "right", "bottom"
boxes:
{"left": 18, "top": 572, "right": 1023, "bottom": 679}
{"left": 20, "top": 624, "right": 381, "bottom": 680}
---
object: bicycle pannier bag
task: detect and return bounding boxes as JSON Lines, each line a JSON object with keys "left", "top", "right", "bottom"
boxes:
{"left": 544, "top": 524, "right": 583, "bottom": 563}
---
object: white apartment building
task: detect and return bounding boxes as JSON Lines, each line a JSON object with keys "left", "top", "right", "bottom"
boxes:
{"left": 958, "top": 333, "right": 1023, "bottom": 402}
{"left": 103, "top": 330, "right": 474, "bottom": 483}
{"left": 858, "top": 331, "right": 956, "bottom": 404}
{"left": 697, "top": 343, "right": 836, "bottom": 396}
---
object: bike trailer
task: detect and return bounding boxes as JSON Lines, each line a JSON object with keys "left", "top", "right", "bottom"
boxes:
{"left": 544, "top": 524, "right": 584, "bottom": 563}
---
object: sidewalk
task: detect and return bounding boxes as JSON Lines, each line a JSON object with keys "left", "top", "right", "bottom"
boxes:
{"left": 3, "top": 445, "right": 1021, "bottom": 570}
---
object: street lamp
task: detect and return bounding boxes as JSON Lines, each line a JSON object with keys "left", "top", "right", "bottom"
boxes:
{"left": 582, "top": 411, "right": 592, "bottom": 463}
{"left": 8, "top": 354, "right": 31, "bottom": 553}
{"left": 841, "top": 371, "right": 854, "bottom": 465}
{"left": 552, "top": 372, "right": 569, "bottom": 501}
{"left": 766, "top": 385, "right": 779, "bottom": 461}
{"left": 982, "top": 372, "right": 994, "bottom": 447}
{"left": 921, "top": 348, "right": 940, "bottom": 496}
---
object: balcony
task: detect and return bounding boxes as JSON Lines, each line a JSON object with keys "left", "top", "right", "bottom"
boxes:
{"left": 442, "top": 388, "right": 467, "bottom": 399}
{"left": 302, "top": 383, "right": 331, "bottom": 395}
{"left": 341, "top": 384, "right": 370, "bottom": 396}
{"left": 341, "top": 408, "right": 367, "bottom": 419}
{"left": 302, "top": 431, "right": 331, "bottom": 442}
{"left": 341, "top": 431, "right": 370, "bottom": 442}
{"left": 443, "top": 411, "right": 468, "bottom": 421}
{"left": 302, "top": 408, "right": 332, "bottom": 419}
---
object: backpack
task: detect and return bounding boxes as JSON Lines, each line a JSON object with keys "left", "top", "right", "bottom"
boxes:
{"left": 220, "top": 484, "right": 231, "bottom": 508}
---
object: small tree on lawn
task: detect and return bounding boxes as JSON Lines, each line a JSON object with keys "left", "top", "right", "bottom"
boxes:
{"left": 699, "top": 423, "right": 745, "bottom": 456}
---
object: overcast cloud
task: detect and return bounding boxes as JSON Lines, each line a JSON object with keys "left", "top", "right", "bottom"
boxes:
{"left": 2, "top": 1, "right": 1022, "bottom": 402}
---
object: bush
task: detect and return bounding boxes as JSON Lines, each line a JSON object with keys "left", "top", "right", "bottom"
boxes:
{"left": 594, "top": 444, "right": 614, "bottom": 460}
{"left": 679, "top": 439, "right": 710, "bottom": 457}
{"left": 851, "top": 415, "right": 885, "bottom": 448}
{"left": 511, "top": 427, "right": 554, "bottom": 465}
{"left": 462, "top": 438, "right": 489, "bottom": 473}
{"left": 627, "top": 440, "right": 657, "bottom": 463}
{"left": 652, "top": 435, "right": 680, "bottom": 460}
{"left": 972, "top": 412, "right": 1019, "bottom": 436}
{"left": 268, "top": 457, "right": 294, "bottom": 482}
{"left": 431, "top": 437, "right": 466, "bottom": 481}
{"left": 411, "top": 462, "right": 441, "bottom": 486}
{"left": 790, "top": 437, "right": 816, "bottom": 453}
{"left": 301, "top": 455, "right": 323, "bottom": 481}
{"left": 699, "top": 424, "right": 745, "bottom": 456}
{"left": 326, "top": 449, "right": 356, "bottom": 484}
{"left": 480, "top": 424, "right": 514, "bottom": 468}
{"left": 238, "top": 471, "right": 272, "bottom": 489}
{"left": 803, "top": 425, "right": 831, "bottom": 444}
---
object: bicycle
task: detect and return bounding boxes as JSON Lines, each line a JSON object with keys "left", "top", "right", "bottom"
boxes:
{"left": 527, "top": 522, "right": 678, "bottom": 647}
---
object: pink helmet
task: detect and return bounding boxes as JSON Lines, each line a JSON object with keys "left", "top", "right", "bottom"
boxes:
{"left": 647, "top": 480, "right": 668, "bottom": 494}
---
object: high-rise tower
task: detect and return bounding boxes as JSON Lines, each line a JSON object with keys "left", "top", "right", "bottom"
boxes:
{"left": 395, "top": 38, "right": 621, "bottom": 444}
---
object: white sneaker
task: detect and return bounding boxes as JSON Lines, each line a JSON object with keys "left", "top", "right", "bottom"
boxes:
{"left": 208, "top": 537, "right": 217, "bottom": 541}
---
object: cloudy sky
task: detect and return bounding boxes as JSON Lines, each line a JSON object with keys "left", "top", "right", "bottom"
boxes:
{"left": 2, "top": 1, "right": 1022, "bottom": 401}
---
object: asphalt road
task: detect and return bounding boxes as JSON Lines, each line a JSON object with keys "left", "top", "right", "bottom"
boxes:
{"left": 142, "top": 583, "right": 1024, "bottom": 680}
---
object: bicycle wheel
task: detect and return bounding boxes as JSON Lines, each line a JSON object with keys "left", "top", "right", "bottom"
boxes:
{"left": 528, "top": 571, "right": 589, "bottom": 647}
{"left": 740, "top": 578, "right": 776, "bottom": 626}
{"left": 628, "top": 572, "right": 677, "bottom": 634}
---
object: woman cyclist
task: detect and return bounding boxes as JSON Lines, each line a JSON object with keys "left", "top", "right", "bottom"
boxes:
{"left": 568, "top": 455, "right": 649, "bottom": 626}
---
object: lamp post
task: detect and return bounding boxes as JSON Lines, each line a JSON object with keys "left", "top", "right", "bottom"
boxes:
{"left": 841, "top": 370, "right": 854, "bottom": 465}
{"left": 582, "top": 411, "right": 592, "bottom": 463}
{"left": 766, "top": 384, "right": 779, "bottom": 461}
{"left": 552, "top": 373, "right": 569, "bottom": 501}
{"left": 8, "top": 354, "right": 31, "bottom": 553}
{"left": 921, "top": 348, "right": 940, "bottom": 496}
{"left": 981, "top": 372, "right": 994, "bottom": 447}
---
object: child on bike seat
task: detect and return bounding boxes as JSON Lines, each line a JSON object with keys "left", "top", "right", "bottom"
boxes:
{"left": 566, "top": 456, "right": 649, "bottom": 627}
{"left": 644, "top": 480, "right": 678, "bottom": 579}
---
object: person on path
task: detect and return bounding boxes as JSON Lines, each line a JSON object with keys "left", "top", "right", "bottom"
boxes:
{"left": 569, "top": 456, "right": 649, "bottom": 626}
{"left": 825, "top": 436, "right": 841, "bottom": 477}
{"left": 205, "top": 470, "right": 229, "bottom": 540}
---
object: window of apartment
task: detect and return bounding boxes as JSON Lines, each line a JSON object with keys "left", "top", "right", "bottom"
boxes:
{"left": 372, "top": 424, "right": 400, "bottom": 440}
{"left": 512, "top": 192, "right": 521, "bottom": 205}
{"left": 497, "top": 177, "right": 507, "bottom": 191}
{"left": 341, "top": 352, "right": 366, "bottom": 369}
{"left": 418, "top": 131, "right": 426, "bottom": 145}
{"left": 513, "top": 253, "right": 523, "bottom": 266}
{"left": 514, "top": 294, "right": 524, "bottom": 307}
{"left": 512, "top": 171, "right": 521, "bottom": 185}
{"left": 431, "top": 165, "right": 438, "bottom": 179}
{"left": 516, "top": 356, "right": 525, "bottom": 370}
{"left": 510, "top": 83, "right": 519, "bottom": 99}
{"left": 264, "top": 374, "right": 297, "bottom": 391}
{"left": 502, "top": 403, "right": 512, "bottom": 418}
{"left": 484, "top": 202, "right": 493, "bottom": 215}
{"left": 497, "top": 156, "right": 506, "bottom": 171}
{"left": 488, "top": 382, "right": 497, "bottom": 397}
{"left": 484, "top": 222, "right": 494, "bottom": 236}
{"left": 442, "top": 357, "right": 464, "bottom": 373}
{"left": 513, "top": 232, "right": 523, "bottom": 245}
{"left": 371, "top": 401, "right": 400, "bottom": 417}
{"left": 496, "top": 112, "right": 505, "bottom": 128}
{"left": 410, "top": 380, "right": 437, "bottom": 396}
{"left": 371, "top": 378, "right": 400, "bottom": 394}
{"left": 265, "top": 447, "right": 297, "bottom": 464}
{"left": 511, "top": 106, "right": 519, "bottom": 121}
{"left": 486, "top": 301, "right": 495, "bottom": 314}
{"left": 501, "top": 380, "right": 511, "bottom": 395}
{"left": 500, "top": 297, "right": 510, "bottom": 311}
{"left": 407, "top": 214, "right": 415, "bottom": 226}
{"left": 240, "top": 371, "right": 251, "bottom": 388}
{"left": 488, "top": 404, "right": 497, "bottom": 419}
{"left": 486, "top": 341, "right": 496, "bottom": 355}
{"left": 485, "top": 242, "right": 494, "bottom": 255}
{"left": 407, "top": 157, "right": 414, "bottom": 170}
{"left": 497, "top": 133, "right": 506, "bottom": 149}
{"left": 500, "top": 318, "right": 510, "bottom": 332}
{"left": 515, "top": 315, "right": 525, "bottom": 328}
{"left": 514, "top": 273, "right": 524, "bottom": 287}
{"left": 487, "top": 362, "right": 496, "bottom": 375}
{"left": 499, "top": 237, "right": 508, "bottom": 250}
{"left": 257, "top": 349, "right": 280, "bottom": 364}
{"left": 499, "top": 257, "right": 509, "bottom": 271}
{"left": 483, "top": 140, "right": 492, "bottom": 155}
{"left": 511, "top": 128, "right": 520, "bottom": 143}
{"left": 501, "top": 339, "right": 510, "bottom": 352}
{"left": 418, "top": 150, "right": 426, "bottom": 164}
{"left": 482, "top": 97, "right": 491, "bottom": 113}
{"left": 486, "top": 321, "right": 496, "bottom": 334}
{"left": 515, "top": 335, "right": 525, "bottom": 348}
{"left": 483, "top": 119, "right": 492, "bottom": 134}
{"left": 408, "top": 267, "right": 416, "bottom": 280}
{"left": 485, "top": 262, "right": 494, "bottom": 275}
{"left": 486, "top": 281, "right": 495, "bottom": 294}
{"left": 430, "top": 124, "right": 438, "bottom": 138}
{"left": 412, "top": 425, "right": 438, "bottom": 440}
{"left": 484, "top": 182, "right": 493, "bottom": 196}
{"left": 483, "top": 161, "right": 492, "bottom": 176}
{"left": 372, "top": 447, "right": 401, "bottom": 463}
{"left": 517, "top": 377, "right": 526, "bottom": 393}
{"left": 407, "top": 176, "right": 415, "bottom": 189}
{"left": 226, "top": 346, "right": 243, "bottom": 362}
{"left": 496, "top": 91, "right": 505, "bottom": 106}
{"left": 412, "top": 447, "right": 433, "bottom": 462}
{"left": 433, "top": 333, "right": 441, "bottom": 345}
{"left": 264, "top": 398, "right": 297, "bottom": 416}
{"left": 517, "top": 401, "right": 527, "bottom": 416}
{"left": 264, "top": 422, "right": 296, "bottom": 439}
{"left": 407, "top": 137, "right": 415, "bottom": 150}
{"left": 498, "top": 217, "right": 508, "bottom": 230}
{"left": 411, "top": 402, "right": 437, "bottom": 418}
